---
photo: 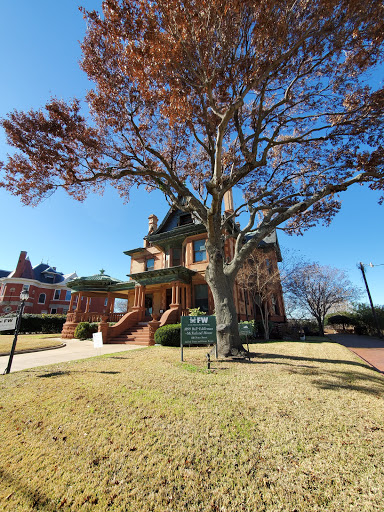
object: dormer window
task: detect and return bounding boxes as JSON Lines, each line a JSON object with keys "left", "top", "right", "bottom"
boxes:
{"left": 146, "top": 258, "right": 155, "bottom": 271}
{"left": 179, "top": 213, "right": 193, "bottom": 226}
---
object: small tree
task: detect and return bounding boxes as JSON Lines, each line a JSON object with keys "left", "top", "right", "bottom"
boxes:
{"left": 350, "top": 303, "right": 384, "bottom": 336}
{"left": 326, "top": 314, "right": 355, "bottom": 331}
{"left": 237, "top": 251, "right": 283, "bottom": 340}
{"left": 284, "top": 263, "right": 359, "bottom": 336}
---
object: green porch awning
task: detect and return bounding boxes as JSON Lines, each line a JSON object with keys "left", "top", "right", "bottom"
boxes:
{"left": 127, "top": 266, "right": 196, "bottom": 286}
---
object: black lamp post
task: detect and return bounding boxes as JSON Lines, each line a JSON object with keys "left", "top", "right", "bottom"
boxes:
{"left": 3, "top": 289, "right": 29, "bottom": 375}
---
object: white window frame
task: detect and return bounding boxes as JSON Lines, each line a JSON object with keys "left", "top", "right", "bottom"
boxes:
{"left": 38, "top": 293, "right": 46, "bottom": 304}
{"left": 50, "top": 308, "right": 57, "bottom": 314}
{"left": 53, "top": 289, "right": 61, "bottom": 300}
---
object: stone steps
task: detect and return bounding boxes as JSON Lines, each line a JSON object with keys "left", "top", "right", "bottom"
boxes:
{"left": 109, "top": 322, "right": 152, "bottom": 345}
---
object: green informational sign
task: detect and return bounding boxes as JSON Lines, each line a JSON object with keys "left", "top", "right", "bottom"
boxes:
{"left": 238, "top": 323, "right": 253, "bottom": 335}
{"left": 180, "top": 316, "right": 217, "bottom": 361}
{"left": 181, "top": 316, "right": 216, "bottom": 344}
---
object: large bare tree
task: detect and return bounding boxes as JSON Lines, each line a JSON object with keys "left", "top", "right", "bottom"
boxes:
{"left": 284, "top": 263, "right": 360, "bottom": 335}
{"left": 1, "top": 0, "right": 383, "bottom": 356}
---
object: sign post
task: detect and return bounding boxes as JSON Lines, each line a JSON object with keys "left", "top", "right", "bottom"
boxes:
{"left": 238, "top": 323, "right": 253, "bottom": 360}
{"left": 180, "top": 316, "right": 217, "bottom": 361}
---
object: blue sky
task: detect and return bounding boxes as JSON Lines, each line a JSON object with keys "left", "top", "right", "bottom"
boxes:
{"left": 0, "top": 1, "right": 383, "bottom": 305}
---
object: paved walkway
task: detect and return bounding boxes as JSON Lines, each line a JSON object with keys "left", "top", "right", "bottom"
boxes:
{"left": 328, "top": 333, "right": 384, "bottom": 373}
{"left": 0, "top": 339, "right": 144, "bottom": 374}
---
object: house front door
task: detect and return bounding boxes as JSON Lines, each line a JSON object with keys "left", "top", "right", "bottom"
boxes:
{"left": 145, "top": 294, "right": 153, "bottom": 318}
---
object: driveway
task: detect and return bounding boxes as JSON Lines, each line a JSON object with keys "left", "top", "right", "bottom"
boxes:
{"left": 0, "top": 339, "right": 144, "bottom": 374}
{"left": 328, "top": 333, "right": 384, "bottom": 373}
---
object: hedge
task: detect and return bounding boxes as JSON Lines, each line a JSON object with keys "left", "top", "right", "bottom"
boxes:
{"left": 0, "top": 314, "right": 67, "bottom": 335}
{"left": 154, "top": 324, "right": 181, "bottom": 346}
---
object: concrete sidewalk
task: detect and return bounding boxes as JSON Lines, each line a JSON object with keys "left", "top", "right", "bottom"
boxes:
{"left": 328, "top": 333, "right": 384, "bottom": 373}
{"left": 0, "top": 339, "right": 144, "bottom": 373}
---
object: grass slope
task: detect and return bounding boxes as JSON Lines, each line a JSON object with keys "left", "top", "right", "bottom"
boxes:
{"left": 0, "top": 341, "right": 383, "bottom": 511}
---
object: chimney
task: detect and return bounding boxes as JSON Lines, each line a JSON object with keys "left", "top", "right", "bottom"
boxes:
{"left": 224, "top": 189, "right": 234, "bottom": 214}
{"left": 14, "top": 251, "right": 28, "bottom": 278}
{"left": 148, "top": 214, "right": 158, "bottom": 234}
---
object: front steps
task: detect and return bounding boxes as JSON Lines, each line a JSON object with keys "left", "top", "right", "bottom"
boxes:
{"left": 108, "top": 322, "right": 152, "bottom": 346}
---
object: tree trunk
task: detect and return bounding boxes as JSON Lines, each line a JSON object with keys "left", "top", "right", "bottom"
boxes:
{"left": 205, "top": 260, "right": 244, "bottom": 358}
{"left": 256, "top": 302, "right": 270, "bottom": 341}
{"left": 316, "top": 316, "right": 324, "bottom": 336}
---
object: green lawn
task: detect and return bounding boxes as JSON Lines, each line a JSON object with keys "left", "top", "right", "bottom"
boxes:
{"left": 0, "top": 341, "right": 383, "bottom": 511}
{"left": 0, "top": 334, "right": 63, "bottom": 356}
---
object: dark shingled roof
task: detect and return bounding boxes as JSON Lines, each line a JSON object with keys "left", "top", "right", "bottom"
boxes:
{"left": 0, "top": 270, "right": 11, "bottom": 278}
{"left": 32, "top": 264, "right": 65, "bottom": 284}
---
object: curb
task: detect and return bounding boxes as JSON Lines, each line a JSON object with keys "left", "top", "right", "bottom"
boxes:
{"left": 0, "top": 343, "right": 66, "bottom": 357}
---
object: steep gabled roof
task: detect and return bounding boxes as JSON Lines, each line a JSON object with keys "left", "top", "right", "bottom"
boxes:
{"left": 146, "top": 208, "right": 206, "bottom": 249}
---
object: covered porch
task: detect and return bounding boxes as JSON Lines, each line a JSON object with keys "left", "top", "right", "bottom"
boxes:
{"left": 61, "top": 267, "right": 206, "bottom": 343}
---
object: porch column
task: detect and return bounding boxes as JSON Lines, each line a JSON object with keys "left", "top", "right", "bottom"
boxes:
{"left": 69, "top": 294, "right": 75, "bottom": 311}
{"left": 161, "top": 288, "right": 167, "bottom": 311}
{"left": 75, "top": 292, "right": 83, "bottom": 312}
{"left": 110, "top": 297, "right": 115, "bottom": 313}
{"left": 186, "top": 284, "right": 192, "bottom": 309}
{"left": 139, "top": 286, "right": 146, "bottom": 308}
{"left": 85, "top": 297, "right": 91, "bottom": 313}
{"left": 134, "top": 286, "right": 140, "bottom": 307}
{"left": 105, "top": 293, "right": 113, "bottom": 315}
{"left": 181, "top": 285, "right": 186, "bottom": 310}
{"left": 171, "top": 281, "right": 181, "bottom": 307}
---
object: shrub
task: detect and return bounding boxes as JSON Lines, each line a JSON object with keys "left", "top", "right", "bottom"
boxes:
{"left": 74, "top": 322, "right": 92, "bottom": 340}
{"left": 89, "top": 323, "right": 99, "bottom": 335}
{"left": 155, "top": 324, "right": 181, "bottom": 346}
{"left": 188, "top": 307, "right": 207, "bottom": 316}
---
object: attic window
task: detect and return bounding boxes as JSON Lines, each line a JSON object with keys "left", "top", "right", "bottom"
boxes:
{"left": 179, "top": 213, "right": 193, "bottom": 226}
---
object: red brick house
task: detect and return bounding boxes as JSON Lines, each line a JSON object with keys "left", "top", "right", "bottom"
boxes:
{"left": 62, "top": 192, "right": 286, "bottom": 343}
{"left": 0, "top": 251, "right": 81, "bottom": 315}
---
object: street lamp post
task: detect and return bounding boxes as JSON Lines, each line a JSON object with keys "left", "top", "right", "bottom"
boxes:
{"left": 3, "top": 289, "right": 29, "bottom": 375}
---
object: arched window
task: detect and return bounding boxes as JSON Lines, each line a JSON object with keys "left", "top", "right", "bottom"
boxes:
{"left": 38, "top": 293, "right": 46, "bottom": 304}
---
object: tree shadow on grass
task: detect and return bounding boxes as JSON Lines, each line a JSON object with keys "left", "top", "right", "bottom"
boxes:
{"left": 0, "top": 468, "right": 54, "bottom": 511}
{"left": 36, "top": 370, "right": 120, "bottom": 378}
{"left": 244, "top": 351, "right": 384, "bottom": 397}
{"left": 250, "top": 351, "right": 374, "bottom": 371}
{"left": 287, "top": 365, "right": 384, "bottom": 397}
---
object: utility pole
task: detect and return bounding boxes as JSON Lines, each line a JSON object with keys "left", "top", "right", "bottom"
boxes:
{"left": 358, "top": 262, "right": 381, "bottom": 338}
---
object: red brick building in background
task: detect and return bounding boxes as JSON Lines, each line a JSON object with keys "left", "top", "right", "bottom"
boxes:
{"left": 0, "top": 251, "right": 106, "bottom": 315}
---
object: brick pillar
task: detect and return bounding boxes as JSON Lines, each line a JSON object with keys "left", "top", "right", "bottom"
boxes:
{"left": 148, "top": 318, "right": 161, "bottom": 346}
{"left": 85, "top": 297, "right": 91, "bottom": 313}
{"left": 98, "top": 316, "right": 109, "bottom": 343}
{"left": 69, "top": 294, "right": 74, "bottom": 311}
